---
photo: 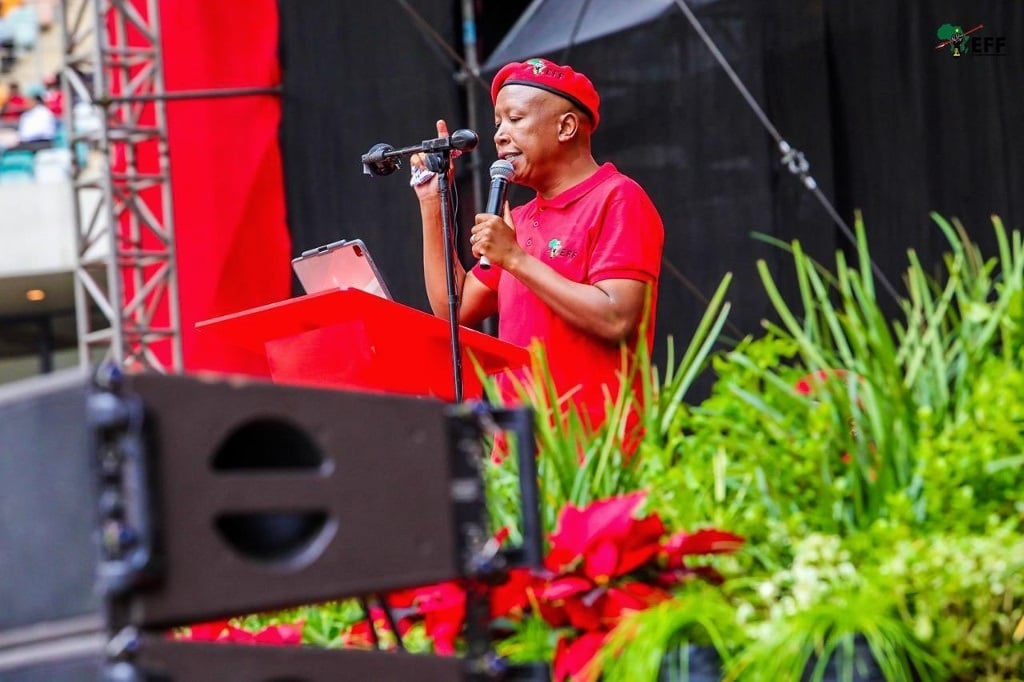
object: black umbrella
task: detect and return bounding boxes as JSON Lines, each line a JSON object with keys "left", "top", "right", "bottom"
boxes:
{"left": 482, "top": 0, "right": 677, "bottom": 71}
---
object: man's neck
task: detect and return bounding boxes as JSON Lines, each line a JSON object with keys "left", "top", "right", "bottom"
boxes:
{"left": 537, "top": 155, "right": 601, "bottom": 200}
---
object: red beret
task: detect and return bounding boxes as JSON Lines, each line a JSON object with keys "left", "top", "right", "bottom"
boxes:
{"left": 491, "top": 58, "right": 600, "bottom": 130}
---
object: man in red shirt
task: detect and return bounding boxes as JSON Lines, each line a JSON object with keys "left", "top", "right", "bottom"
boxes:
{"left": 412, "top": 59, "right": 664, "bottom": 428}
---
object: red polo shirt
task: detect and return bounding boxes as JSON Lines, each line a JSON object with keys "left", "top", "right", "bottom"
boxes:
{"left": 473, "top": 163, "right": 664, "bottom": 428}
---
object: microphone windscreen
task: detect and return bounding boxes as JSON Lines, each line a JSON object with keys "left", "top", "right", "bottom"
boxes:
{"left": 450, "top": 129, "right": 480, "bottom": 152}
{"left": 489, "top": 159, "right": 514, "bottom": 181}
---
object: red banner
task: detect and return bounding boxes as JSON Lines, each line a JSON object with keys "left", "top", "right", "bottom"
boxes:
{"left": 159, "top": 0, "right": 290, "bottom": 373}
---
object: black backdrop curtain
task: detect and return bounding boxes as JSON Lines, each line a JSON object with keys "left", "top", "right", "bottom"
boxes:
{"left": 277, "top": 0, "right": 466, "bottom": 315}
{"left": 278, "top": 0, "right": 1023, "bottom": 370}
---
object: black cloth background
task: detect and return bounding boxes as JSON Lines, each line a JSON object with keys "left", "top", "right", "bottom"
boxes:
{"left": 278, "top": 0, "right": 1023, "bottom": 371}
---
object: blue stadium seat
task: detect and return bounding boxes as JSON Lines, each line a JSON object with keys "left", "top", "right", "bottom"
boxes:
{"left": 0, "top": 149, "right": 35, "bottom": 183}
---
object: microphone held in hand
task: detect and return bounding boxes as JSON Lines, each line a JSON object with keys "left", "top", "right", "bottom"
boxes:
{"left": 479, "top": 159, "right": 514, "bottom": 269}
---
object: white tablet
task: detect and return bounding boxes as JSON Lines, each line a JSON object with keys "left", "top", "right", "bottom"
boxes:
{"left": 290, "top": 238, "right": 393, "bottom": 300}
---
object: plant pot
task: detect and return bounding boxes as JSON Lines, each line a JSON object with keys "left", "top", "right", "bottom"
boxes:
{"left": 658, "top": 644, "right": 723, "bottom": 682}
{"left": 802, "top": 636, "right": 884, "bottom": 682}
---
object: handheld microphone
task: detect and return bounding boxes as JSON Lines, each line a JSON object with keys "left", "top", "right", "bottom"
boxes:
{"left": 480, "top": 159, "right": 514, "bottom": 269}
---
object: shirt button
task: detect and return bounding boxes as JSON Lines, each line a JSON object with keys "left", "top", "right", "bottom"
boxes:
{"left": 532, "top": 220, "right": 539, "bottom": 227}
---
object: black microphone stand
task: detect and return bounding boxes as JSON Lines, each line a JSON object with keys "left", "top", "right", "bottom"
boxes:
{"left": 426, "top": 149, "right": 465, "bottom": 403}
{"left": 361, "top": 130, "right": 479, "bottom": 403}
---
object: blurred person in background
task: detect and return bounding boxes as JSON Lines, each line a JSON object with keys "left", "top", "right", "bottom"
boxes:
{"left": 42, "top": 73, "right": 62, "bottom": 116}
{"left": 0, "top": 81, "right": 27, "bottom": 125}
{"left": 3, "top": 92, "right": 56, "bottom": 151}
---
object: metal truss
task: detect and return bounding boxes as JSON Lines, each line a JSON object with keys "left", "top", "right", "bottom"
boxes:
{"left": 61, "top": 0, "right": 183, "bottom": 374}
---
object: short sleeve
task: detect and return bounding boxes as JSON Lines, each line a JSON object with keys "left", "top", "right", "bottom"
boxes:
{"left": 586, "top": 183, "right": 664, "bottom": 285}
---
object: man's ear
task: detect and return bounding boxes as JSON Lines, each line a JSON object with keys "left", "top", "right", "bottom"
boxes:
{"left": 557, "top": 111, "right": 580, "bottom": 141}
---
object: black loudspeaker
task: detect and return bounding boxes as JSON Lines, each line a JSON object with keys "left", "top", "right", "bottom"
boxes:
{"left": 0, "top": 369, "right": 106, "bottom": 680}
{"left": 0, "top": 369, "right": 545, "bottom": 681}
{"left": 113, "top": 372, "right": 490, "bottom": 628}
{"left": 131, "top": 634, "right": 467, "bottom": 681}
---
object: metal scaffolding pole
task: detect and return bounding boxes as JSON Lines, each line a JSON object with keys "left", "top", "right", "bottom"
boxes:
{"left": 61, "top": 0, "right": 183, "bottom": 374}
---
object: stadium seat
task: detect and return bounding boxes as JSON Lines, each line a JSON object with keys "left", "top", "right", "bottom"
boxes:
{"left": 0, "top": 149, "right": 34, "bottom": 183}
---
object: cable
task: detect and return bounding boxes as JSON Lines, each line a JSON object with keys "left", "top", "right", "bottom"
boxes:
{"left": 670, "top": 0, "right": 900, "bottom": 304}
{"left": 661, "top": 257, "right": 744, "bottom": 339}
{"left": 393, "top": 0, "right": 491, "bottom": 92}
{"left": 559, "top": 0, "right": 596, "bottom": 65}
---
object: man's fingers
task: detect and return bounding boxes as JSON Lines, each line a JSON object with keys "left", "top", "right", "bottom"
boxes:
{"left": 436, "top": 119, "right": 449, "bottom": 137}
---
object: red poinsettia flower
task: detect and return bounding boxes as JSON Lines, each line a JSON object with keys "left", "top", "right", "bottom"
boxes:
{"left": 553, "top": 631, "right": 607, "bottom": 682}
{"left": 403, "top": 581, "right": 467, "bottom": 656}
{"left": 545, "top": 491, "right": 664, "bottom": 583}
{"left": 540, "top": 574, "right": 673, "bottom": 633}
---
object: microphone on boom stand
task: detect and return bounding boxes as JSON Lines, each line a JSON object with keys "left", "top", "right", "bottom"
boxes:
{"left": 360, "top": 129, "right": 479, "bottom": 176}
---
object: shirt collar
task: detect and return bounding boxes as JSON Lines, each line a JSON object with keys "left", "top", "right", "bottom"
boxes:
{"left": 535, "top": 162, "right": 617, "bottom": 210}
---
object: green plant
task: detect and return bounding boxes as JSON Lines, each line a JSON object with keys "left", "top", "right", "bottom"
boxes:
{"left": 480, "top": 275, "right": 733, "bottom": 539}
{"left": 912, "top": 354, "right": 1024, "bottom": 532}
{"left": 599, "top": 583, "right": 742, "bottom": 682}
{"left": 593, "top": 214, "right": 1024, "bottom": 679}
{"left": 726, "top": 584, "right": 942, "bottom": 682}
{"left": 193, "top": 213, "right": 1024, "bottom": 681}
{"left": 654, "top": 213, "right": 1024, "bottom": 538}
{"left": 867, "top": 524, "right": 1024, "bottom": 680}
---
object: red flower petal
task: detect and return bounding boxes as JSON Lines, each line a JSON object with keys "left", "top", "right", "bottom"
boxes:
{"left": 610, "top": 514, "right": 666, "bottom": 576}
{"left": 545, "top": 543, "right": 583, "bottom": 573}
{"left": 414, "top": 582, "right": 467, "bottom": 654}
{"left": 661, "top": 529, "right": 744, "bottom": 568}
{"left": 578, "top": 492, "right": 648, "bottom": 544}
{"left": 489, "top": 568, "right": 535, "bottom": 620}
{"left": 548, "top": 492, "right": 658, "bottom": 578}
{"left": 251, "top": 622, "right": 304, "bottom": 646}
{"left": 338, "top": 621, "right": 375, "bottom": 649}
{"left": 600, "top": 582, "right": 671, "bottom": 625}
{"left": 426, "top": 619, "right": 461, "bottom": 656}
{"left": 178, "top": 620, "right": 231, "bottom": 641}
{"left": 219, "top": 625, "right": 255, "bottom": 643}
{"left": 549, "top": 492, "right": 648, "bottom": 557}
{"left": 553, "top": 632, "right": 607, "bottom": 682}
{"left": 562, "top": 593, "right": 604, "bottom": 632}
{"left": 795, "top": 368, "right": 852, "bottom": 395}
{"left": 582, "top": 539, "right": 622, "bottom": 583}
{"left": 541, "top": 575, "right": 595, "bottom": 602}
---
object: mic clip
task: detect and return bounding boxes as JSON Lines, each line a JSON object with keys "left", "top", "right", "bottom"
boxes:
{"left": 361, "top": 129, "right": 479, "bottom": 177}
{"left": 362, "top": 143, "right": 400, "bottom": 177}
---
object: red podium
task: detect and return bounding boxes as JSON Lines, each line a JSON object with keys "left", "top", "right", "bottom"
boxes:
{"left": 195, "top": 289, "right": 529, "bottom": 401}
